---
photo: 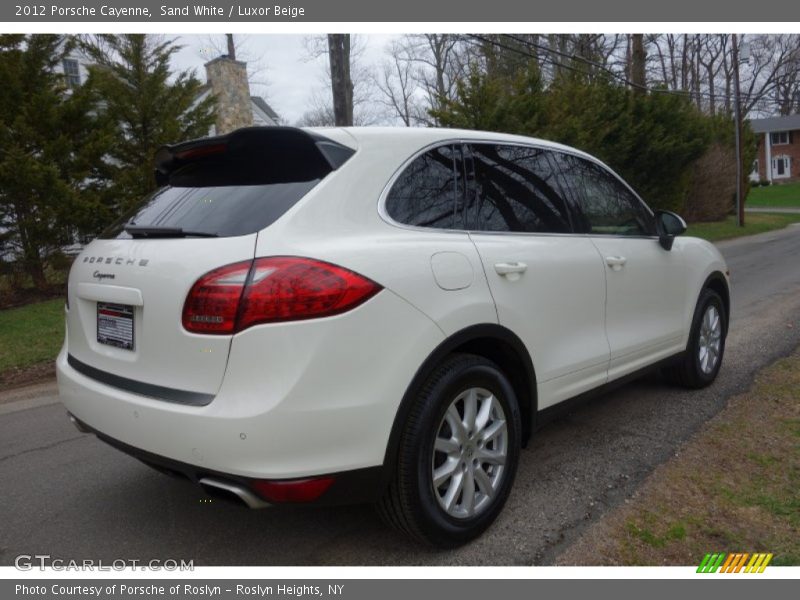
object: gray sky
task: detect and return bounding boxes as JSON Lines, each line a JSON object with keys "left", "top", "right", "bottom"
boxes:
{"left": 170, "top": 34, "right": 397, "bottom": 125}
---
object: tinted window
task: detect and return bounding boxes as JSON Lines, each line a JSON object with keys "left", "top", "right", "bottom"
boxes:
{"left": 101, "top": 182, "right": 319, "bottom": 239}
{"left": 560, "top": 155, "right": 655, "bottom": 236}
{"left": 101, "top": 129, "right": 352, "bottom": 239}
{"left": 466, "top": 144, "right": 572, "bottom": 233}
{"left": 386, "top": 145, "right": 461, "bottom": 229}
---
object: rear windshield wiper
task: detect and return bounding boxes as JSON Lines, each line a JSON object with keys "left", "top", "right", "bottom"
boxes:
{"left": 123, "top": 225, "right": 218, "bottom": 238}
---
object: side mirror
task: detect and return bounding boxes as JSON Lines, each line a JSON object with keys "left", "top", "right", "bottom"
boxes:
{"left": 655, "top": 210, "right": 687, "bottom": 251}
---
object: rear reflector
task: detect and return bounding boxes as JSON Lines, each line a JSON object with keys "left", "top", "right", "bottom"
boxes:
{"left": 182, "top": 257, "right": 381, "bottom": 334}
{"left": 250, "top": 476, "right": 335, "bottom": 503}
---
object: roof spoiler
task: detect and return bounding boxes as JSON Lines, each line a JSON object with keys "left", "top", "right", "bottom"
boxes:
{"left": 154, "top": 127, "right": 355, "bottom": 187}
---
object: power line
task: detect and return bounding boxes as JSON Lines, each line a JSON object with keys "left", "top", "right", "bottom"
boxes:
{"left": 465, "top": 34, "right": 782, "bottom": 115}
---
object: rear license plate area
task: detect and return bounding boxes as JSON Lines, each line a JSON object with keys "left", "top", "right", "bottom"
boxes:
{"left": 97, "top": 302, "right": 134, "bottom": 350}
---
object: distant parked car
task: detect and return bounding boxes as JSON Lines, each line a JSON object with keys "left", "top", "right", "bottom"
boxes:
{"left": 58, "top": 127, "right": 730, "bottom": 546}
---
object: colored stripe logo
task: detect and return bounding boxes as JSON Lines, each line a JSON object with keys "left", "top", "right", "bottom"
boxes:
{"left": 697, "top": 553, "right": 773, "bottom": 573}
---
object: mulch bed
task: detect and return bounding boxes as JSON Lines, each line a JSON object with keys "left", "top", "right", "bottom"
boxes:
{"left": 0, "top": 287, "right": 64, "bottom": 310}
{"left": 0, "top": 361, "right": 56, "bottom": 391}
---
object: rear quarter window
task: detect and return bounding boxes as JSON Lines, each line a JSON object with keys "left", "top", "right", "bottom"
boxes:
{"left": 385, "top": 145, "right": 463, "bottom": 230}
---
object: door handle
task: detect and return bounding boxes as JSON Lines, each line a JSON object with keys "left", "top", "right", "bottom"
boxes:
{"left": 494, "top": 262, "right": 528, "bottom": 281}
{"left": 605, "top": 256, "right": 627, "bottom": 271}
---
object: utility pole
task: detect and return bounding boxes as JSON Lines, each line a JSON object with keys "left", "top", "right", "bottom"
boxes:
{"left": 732, "top": 34, "right": 745, "bottom": 227}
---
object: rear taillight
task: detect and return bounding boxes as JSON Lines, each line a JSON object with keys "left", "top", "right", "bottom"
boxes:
{"left": 250, "top": 476, "right": 335, "bottom": 503}
{"left": 182, "top": 261, "right": 251, "bottom": 334}
{"left": 182, "top": 257, "right": 382, "bottom": 335}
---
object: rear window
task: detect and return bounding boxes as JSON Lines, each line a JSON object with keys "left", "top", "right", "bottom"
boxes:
{"left": 100, "top": 181, "right": 320, "bottom": 239}
{"left": 100, "top": 128, "right": 353, "bottom": 239}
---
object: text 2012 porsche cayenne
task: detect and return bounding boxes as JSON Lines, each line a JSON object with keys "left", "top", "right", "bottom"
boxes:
{"left": 58, "top": 126, "right": 729, "bottom": 546}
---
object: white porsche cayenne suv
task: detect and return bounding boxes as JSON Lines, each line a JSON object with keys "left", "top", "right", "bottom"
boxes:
{"left": 58, "top": 126, "right": 729, "bottom": 546}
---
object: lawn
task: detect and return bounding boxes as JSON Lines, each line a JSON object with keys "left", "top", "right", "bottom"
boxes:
{"left": 558, "top": 349, "right": 800, "bottom": 566}
{"left": 0, "top": 299, "right": 65, "bottom": 378}
{"left": 687, "top": 212, "right": 800, "bottom": 242}
{"left": 747, "top": 181, "right": 800, "bottom": 207}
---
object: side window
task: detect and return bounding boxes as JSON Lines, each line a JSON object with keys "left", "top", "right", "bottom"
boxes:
{"left": 386, "top": 145, "right": 462, "bottom": 229}
{"left": 563, "top": 156, "right": 655, "bottom": 236}
{"left": 467, "top": 144, "right": 572, "bottom": 234}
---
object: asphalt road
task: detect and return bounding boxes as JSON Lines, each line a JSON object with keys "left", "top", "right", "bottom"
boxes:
{"left": 2, "top": 225, "right": 800, "bottom": 566}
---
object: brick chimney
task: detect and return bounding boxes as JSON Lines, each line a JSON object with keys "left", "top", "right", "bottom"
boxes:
{"left": 204, "top": 56, "right": 253, "bottom": 134}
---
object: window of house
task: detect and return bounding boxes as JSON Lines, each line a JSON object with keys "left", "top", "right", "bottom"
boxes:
{"left": 770, "top": 131, "right": 790, "bottom": 145}
{"left": 62, "top": 58, "right": 81, "bottom": 88}
{"left": 465, "top": 144, "right": 572, "bottom": 234}
{"left": 385, "top": 145, "right": 463, "bottom": 229}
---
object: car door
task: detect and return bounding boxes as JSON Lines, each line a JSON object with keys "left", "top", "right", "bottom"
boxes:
{"left": 465, "top": 143, "right": 610, "bottom": 409}
{"left": 554, "top": 152, "right": 687, "bottom": 381}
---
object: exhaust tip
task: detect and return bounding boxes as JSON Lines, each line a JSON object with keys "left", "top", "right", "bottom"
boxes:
{"left": 198, "top": 477, "right": 270, "bottom": 509}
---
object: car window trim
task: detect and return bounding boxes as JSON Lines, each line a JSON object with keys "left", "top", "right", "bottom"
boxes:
{"left": 377, "top": 137, "right": 657, "bottom": 240}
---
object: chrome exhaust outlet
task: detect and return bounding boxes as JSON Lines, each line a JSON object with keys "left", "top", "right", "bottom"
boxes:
{"left": 68, "top": 413, "right": 92, "bottom": 433}
{"left": 198, "top": 477, "right": 271, "bottom": 509}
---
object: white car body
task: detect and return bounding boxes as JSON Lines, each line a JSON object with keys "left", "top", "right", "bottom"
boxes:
{"left": 57, "top": 127, "right": 729, "bottom": 542}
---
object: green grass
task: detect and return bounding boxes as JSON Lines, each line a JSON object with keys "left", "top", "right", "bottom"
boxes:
{"left": 558, "top": 350, "right": 800, "bottom": 567}
{"left": 626, "top": 518, "right": 687, "bottom": 548}
{"left": 747, "top": 181, "right": 800, "bottom": 207}
{"left": 0, "top": 299, "right": 65, "bottom": 375}
{"left": 687, "top": 212, "right": 800, "bottom": 242}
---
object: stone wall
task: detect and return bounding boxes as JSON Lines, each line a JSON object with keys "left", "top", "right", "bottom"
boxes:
{"left": 204, "top": 57, "right": 253, "bottom": 134}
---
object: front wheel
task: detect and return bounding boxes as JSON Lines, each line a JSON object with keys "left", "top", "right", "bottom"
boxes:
{"left": 663, "top": 288, "right": 727, "bottom": 388}
{"left": 378, "top": 353, "right": 522, "bottom": 547}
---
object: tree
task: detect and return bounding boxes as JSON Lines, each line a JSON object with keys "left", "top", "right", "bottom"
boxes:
{"left": 630, "top": 34, "right": 646, "bottom": 92}
{"left": 375, "top": 39, "right": 423, "bottom": 126}
{"left": 298, "top": 34, "right": 381, "bottom": 127}
{"left": 82, "top": 34, "right": 215, "bottom": 212}
{"left": 327, "top": 34, "right": 353, "bottom": 126}
{"left": 544, "top": 78, "right": 710, "bottom": 211}
{"left": 0, "top": 35, "right": 113, "bottom": 290}
{"left": 430, "top": 60, "right": 546, "bottom": 135}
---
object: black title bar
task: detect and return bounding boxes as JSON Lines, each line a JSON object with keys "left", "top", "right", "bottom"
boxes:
{"left": 5, "top": 0, "right": 800, "bottom": 22}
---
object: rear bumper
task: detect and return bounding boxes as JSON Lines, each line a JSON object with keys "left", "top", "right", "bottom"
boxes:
{"left": 57, "top": 289, "right": 444, "bottom": 482}
{"left": 67, "top": 412, "right": 384, "bottom": 506}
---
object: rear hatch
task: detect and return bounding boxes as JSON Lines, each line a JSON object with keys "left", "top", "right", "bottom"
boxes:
{"left": 66, "top": 127, "right": 355, "bottom": 402}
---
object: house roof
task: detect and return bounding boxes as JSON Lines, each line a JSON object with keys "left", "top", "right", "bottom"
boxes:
{"left": 251, "top": 96, "right": 280, "bottom": 122}
{"left": 750, "top": 114, "right": 800, "bottom": 133}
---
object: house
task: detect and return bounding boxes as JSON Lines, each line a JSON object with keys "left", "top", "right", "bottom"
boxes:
{"left": 57, "top": 49, "right": 281, "bottom": 136}
{"left": 194, "top": 55, "right": 282, "bottom": 134}
{"left": 749, "top": 114, "right": 800, "bottom": 183}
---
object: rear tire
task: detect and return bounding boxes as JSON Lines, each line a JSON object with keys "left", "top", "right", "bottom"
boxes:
{"left": 378, "top": 353, "right": 522, "bottom": 547}
{"left": 663, "top": 288, "right": 726, "bottom": 388}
